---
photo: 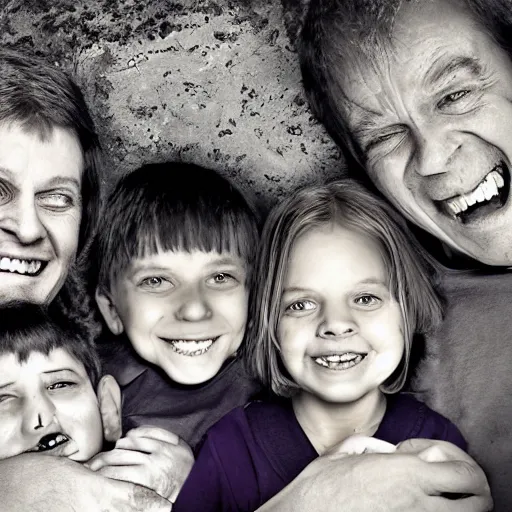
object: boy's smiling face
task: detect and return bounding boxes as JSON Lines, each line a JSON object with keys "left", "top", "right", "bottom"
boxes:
{"left": 0, "top": 348, "right": 103, "bottom": 461}
{"left": 98, "top": 249, "right": 249, "bottom": 385}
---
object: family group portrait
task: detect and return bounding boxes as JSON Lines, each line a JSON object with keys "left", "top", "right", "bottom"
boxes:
{"left": 1, "top": 0, "right": 511, "bottom": 510}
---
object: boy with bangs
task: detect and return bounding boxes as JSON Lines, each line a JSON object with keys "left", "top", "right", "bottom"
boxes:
{"left": 94, "top": 162, "right": 263, "bottom": 450}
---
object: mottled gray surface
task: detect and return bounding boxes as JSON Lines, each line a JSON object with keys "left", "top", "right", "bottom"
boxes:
{"left": 1, "top": 0, "right": 344, "bottom": 210}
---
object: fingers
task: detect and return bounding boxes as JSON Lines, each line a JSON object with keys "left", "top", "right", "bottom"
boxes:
{"left": 423, "top": 459, "right": 491, "bottom": 497}
{"left": 86, "top": 448, "right": 150, "bottom": 471}
{"left": 333, "top": 435, "right": 397, "bottom": 455}
{"left": 126, "top": 426, "right": 180, "bottom": 445}
{"left": 431, "top": 494, "right": 494, "bottom": 512}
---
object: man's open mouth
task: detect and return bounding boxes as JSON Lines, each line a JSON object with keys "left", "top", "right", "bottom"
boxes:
{"left": 0, "top": 257, "right": 46, "bottom": 276}
{"left": 28, "top": 432, "right": 69, "bottom": 453}
{"left": 439, "top": 162, "right": 510, "bottom": 223}
{"left": 313, "top": 352, "right": 367, "bottom": 370}
{"left": 162, "top": 336, "right": 220, "bottom": 356}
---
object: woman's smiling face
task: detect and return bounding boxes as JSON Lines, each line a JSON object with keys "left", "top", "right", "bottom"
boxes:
{"left": 0, "top": 122, "right": 83, "bottom": 304}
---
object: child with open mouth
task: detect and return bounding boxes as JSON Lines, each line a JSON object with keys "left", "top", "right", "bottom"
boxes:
{"left": 173, "top": 179, "right": 468, "bottom": 511}
{"left": 0, "top": 302, "right": 192, "bottom": 504}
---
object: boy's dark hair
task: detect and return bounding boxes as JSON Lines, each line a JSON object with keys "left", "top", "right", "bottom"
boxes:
{"left": 95, "top": 162, "right": 260, "bottom": 292}
{"left": 294, "top": 0, "right": 512, "bottom": 166}
{"left": 0, "top": 303, "right": 102, "bottom": 388}
{"left": 0, "top": 48, "right": 102, "bottom": 262}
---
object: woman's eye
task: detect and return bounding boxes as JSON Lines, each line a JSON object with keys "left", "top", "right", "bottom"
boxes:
{"left": 354, "top": 295, "right": 381, "bottom": 307}
{"left": 0, "top": 394, "right": 15, "bottom": 404}
{"left": 286, "top": 300, "right": 316, "bottom": 312}
{"left": 38, "top": 193, "right": 74, "bottom": 210}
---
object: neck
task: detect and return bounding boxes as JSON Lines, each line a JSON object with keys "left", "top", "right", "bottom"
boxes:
{"left": 292, "top": 389, "right": 387, "bottom": 455}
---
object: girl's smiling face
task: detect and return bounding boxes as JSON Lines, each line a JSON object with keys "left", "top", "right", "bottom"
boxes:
{"left": 277, "top": 224, "right": 405, "bottom": 404}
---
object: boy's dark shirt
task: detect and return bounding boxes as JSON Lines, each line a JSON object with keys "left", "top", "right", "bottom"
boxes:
{"left": 99, "top": 335, "right": 263, "bottom": 449}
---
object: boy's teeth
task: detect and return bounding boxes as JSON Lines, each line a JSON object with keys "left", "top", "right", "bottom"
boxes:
{"left": 0, "top": 257, "right": 42, "bottom": 275}
{"left": 169, "top": 338, "right": 215, "bottom": 356}
{"left": 445, "top": 169, "right": 504, "bottom": 216}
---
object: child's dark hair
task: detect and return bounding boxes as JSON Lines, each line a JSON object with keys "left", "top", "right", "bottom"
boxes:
{"left": 95, "top": 162, "right": 260, "bottom": 292}
{"left": 0, "top": 303, "right": 102, "bottom": 388}
{"left": 246, "top": 179, "right": 443, "bottom": 397}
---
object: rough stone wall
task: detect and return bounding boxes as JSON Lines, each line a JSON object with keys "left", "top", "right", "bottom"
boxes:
{"left": 1, "top": 0, "right": 344, "bottom": 211}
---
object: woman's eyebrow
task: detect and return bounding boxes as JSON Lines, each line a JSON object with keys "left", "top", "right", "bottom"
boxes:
{"left": 423, "top": 54, "right": 483, "bottom": 88}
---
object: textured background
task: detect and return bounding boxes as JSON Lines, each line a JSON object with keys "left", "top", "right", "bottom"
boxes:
{"left": 1, "top": 0, "right": 344, "bottom": 211}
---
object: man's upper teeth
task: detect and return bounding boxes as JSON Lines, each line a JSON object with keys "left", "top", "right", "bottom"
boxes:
{"left": 446, "top": 169, "right": 504, "bottom": 215}
{"left": 0, "top": 257, "right": 42, "bottom": 275}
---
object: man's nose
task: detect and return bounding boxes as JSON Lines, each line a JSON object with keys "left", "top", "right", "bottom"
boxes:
{"left": 0, "top": 196, "right": 45, "bottom": 245}
{"left": 414, "top": 126, "right": 463, "bottom": 178}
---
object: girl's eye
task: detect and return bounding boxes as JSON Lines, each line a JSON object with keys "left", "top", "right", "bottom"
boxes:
{"left": 47, "top": 381, "right": 75, "bottom": 391}
{"left": 286, "top": 300, "right": 316, "bottom": 312}
{"left": 354, "top": 295, "right": 381, "bottom": 307}
{"left": 38, "top": 193, "right": 75, "bottom": 210}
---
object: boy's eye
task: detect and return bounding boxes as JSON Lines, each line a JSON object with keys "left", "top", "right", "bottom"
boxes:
{"left": 207, "top": 272, "right": 238, "bottom": 287}
{"left": 354, "top": 295, "right": 381, "bottom": 307}
{"left": 286, "top": 300, "right": 316, "bottom": 313}
{"left": 47, "top": 381, "right": 76, "bottom": 391}
{"left": 139, "top": 276, "right": 173, "bottom": 290}
{"left": 0, "top": 394, "right": 15, "bottom": 404}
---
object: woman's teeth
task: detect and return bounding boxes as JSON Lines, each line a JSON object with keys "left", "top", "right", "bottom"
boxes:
{"left": 168, "top": 338, "right": 216, "bottom": 356}
{"left": 445, "top": 168, "right": 504, "bottom": 216}
{"left": 314, "top": 353, "right": 365, "bottom": 370}
{"left": 0, "top": 257, "right": 43, "bottom": 275}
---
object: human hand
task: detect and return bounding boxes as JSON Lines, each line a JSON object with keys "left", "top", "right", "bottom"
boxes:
{"left": 86, "top": 426, "right": 194, "bottom": 502}
{"left": 257, "top": 439, "right": 492, "bottom": 512}
{"left": 0, "top": 453, "right": 171, "bottom": 512}
{"left": 334, "top": 435, "right": 396, "bottom": 455}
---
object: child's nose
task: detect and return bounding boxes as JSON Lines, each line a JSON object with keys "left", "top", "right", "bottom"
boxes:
{"left": 175, "top": 286, "right": 213, "bottom": 322}
{"left": 317, "top": 304, "right": 358, "bottom": 339}
{"left": 23, "top": 391, "right": 57, "bottom": 434}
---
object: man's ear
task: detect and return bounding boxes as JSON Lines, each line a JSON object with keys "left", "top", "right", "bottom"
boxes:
{"left": 97, "top": 374, "right": 122, "bottom": 443}
{"left": 95, "top": 287, "right": 124, "bottom": 335}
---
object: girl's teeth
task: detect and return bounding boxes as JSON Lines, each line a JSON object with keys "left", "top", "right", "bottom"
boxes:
{"left": 314, "top": 353, "right": 364, "bottom": 369}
